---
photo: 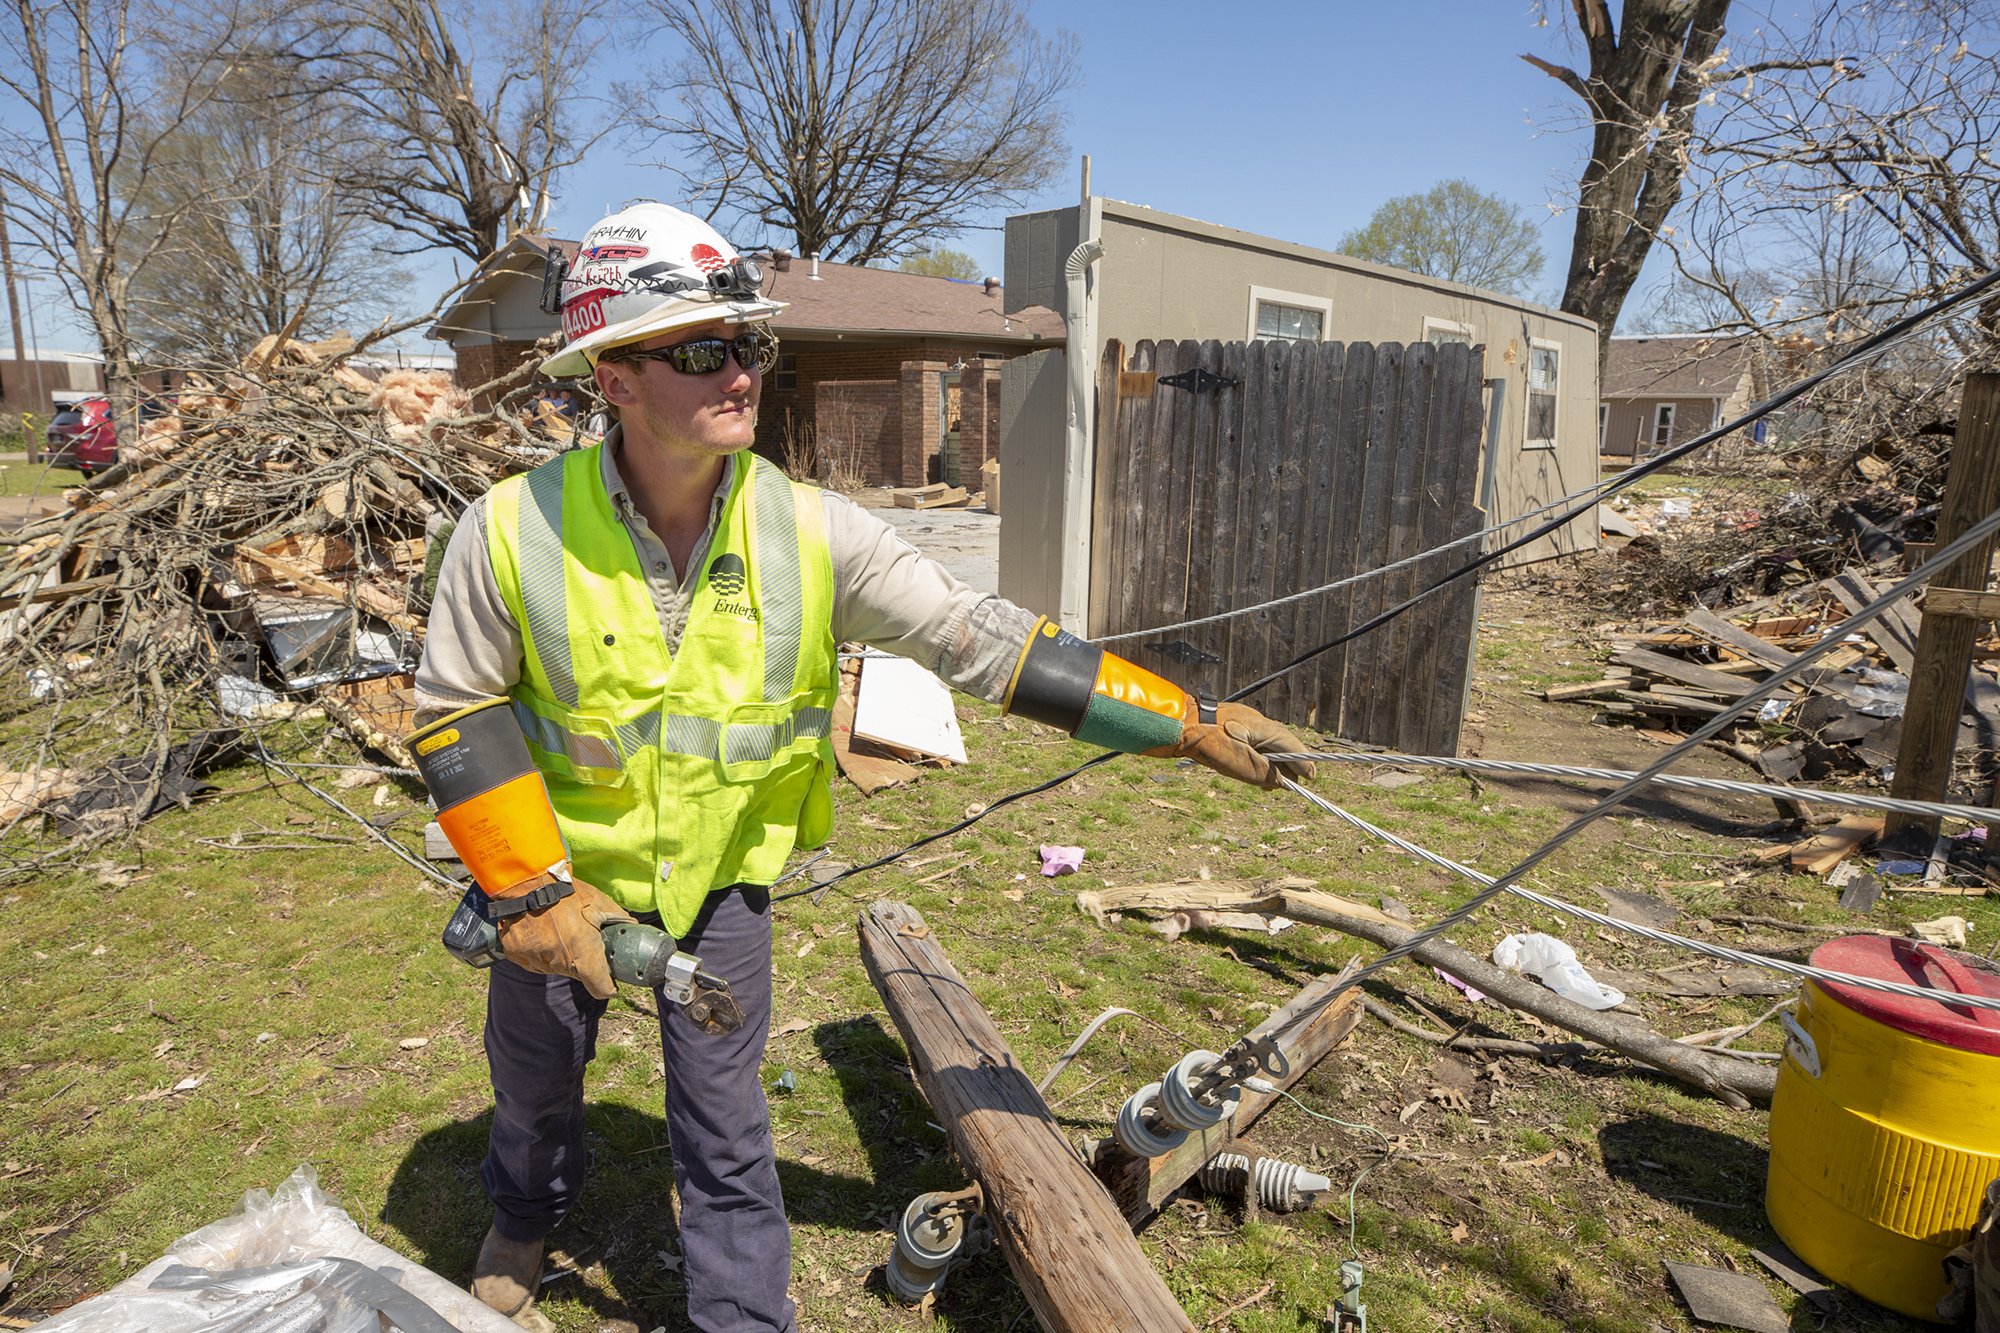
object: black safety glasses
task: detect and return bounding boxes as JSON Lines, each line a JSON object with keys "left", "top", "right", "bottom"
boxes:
{"left": 604, "top": 329, "right": 780, "bottom": 376}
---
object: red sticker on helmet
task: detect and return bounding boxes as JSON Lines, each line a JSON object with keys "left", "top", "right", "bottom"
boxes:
{"left": 561, "top": 288, "right": 610, "bottom": 342}
{"left": 690, "top": 243, "right": 727, "bottom": 273}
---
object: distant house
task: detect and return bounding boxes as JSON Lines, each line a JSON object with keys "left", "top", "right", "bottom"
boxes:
{"left": 1600, "top": 334, "right": 1767, "bottom": 459}
{"left": 0, "top": 348, "right": 106, "bottom": 416}
{"left": 427, "top": 235, "right": 1063, "bottom": 488}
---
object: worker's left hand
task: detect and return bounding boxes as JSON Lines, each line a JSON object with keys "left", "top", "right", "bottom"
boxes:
{"left": 1147, "top": 701, "right": 1315, "bottom": 790}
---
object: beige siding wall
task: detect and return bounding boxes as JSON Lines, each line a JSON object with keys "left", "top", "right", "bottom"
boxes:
{"left": 1603, "top": 396, "right": 1725, "bottom": 457}
{"left": 1002, "top": 200, "right": 1601, "bottom": 570}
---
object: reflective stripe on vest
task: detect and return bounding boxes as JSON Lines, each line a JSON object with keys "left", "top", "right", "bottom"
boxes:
{"left": 484, "top": 443, "right": 837, "bottom": 936}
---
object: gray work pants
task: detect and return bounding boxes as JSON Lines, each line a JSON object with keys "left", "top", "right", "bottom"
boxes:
{"left": 481, "top": 885, "right": 795, "bottom": 1333}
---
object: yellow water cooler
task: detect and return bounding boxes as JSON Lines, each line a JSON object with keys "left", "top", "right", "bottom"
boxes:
{"left": 1766, "top": 936, "right": 2000, "bottom": 1321}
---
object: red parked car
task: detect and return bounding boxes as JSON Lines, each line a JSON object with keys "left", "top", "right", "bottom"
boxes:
{"left": 44, "top": 397, "right": 117, "bottom": 477}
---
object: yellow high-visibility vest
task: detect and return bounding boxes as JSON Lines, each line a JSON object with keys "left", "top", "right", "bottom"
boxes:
{"left": 484, "top": 444, "right": 835, "bottom": 936}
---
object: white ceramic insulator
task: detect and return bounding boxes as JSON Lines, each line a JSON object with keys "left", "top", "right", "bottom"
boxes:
{"left": 1197, "top": 1153, "right": 1333, "bottom": 1213}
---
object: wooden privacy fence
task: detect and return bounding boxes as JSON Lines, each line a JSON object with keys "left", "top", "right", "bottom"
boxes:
{"left": 1090, "top": 337, "right": 1487, "bottom": 755}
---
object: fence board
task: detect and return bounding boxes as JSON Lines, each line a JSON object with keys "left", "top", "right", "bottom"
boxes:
{"left": 1292, "top": 342, "right": 1346, "bottom": 730}
{"left": 1089, "top": 339, "right": 1482, "bottom": 751}
{"left": 1362, "top": 342, "right": 1436, "bottom": 743}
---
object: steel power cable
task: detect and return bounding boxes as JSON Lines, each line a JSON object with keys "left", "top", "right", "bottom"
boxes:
{"left": 782, "top": 261, "right": 2000, "bottom": 908}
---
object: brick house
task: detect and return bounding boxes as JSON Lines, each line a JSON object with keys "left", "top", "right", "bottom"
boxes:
{"left": 427, "top": 236, "right": 1063, "bottom": 488}
{"left": 1600, "top": 334, "right": 1768, "bottom": 459}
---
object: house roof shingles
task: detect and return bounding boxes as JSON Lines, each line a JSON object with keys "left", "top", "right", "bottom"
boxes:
{"left": 1603, "top": 335, "right": 1754, "bottom": 400}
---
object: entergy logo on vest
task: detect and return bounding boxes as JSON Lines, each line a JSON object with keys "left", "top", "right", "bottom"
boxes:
{"left": 706, "top": 553, "right": 759, "bottom": 622}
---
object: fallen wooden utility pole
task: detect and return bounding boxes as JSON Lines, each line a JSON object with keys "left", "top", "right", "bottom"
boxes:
{"left": 857, "top": 900, "right": 1196, "bottom": 1333}
{"left": 1092, "top": 960, "right": 1364, "bottom": 1226}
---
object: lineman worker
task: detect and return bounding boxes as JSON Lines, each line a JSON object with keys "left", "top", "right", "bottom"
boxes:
{"left": 413, "top": 201, "right": 1314, "bottom": 1332}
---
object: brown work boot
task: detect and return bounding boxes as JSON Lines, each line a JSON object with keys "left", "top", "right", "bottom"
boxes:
{"left": 472, "top": 1223, "right": 545, "bottom": 1318}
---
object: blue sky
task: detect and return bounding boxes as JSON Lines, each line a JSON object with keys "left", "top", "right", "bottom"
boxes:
{"left": 14, "top": 2, "right": 1622, "bottom": 352}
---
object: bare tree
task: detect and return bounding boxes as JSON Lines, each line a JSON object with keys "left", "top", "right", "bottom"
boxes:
{"left": 119, "top": 54, "right": 406, "bottom": 363}
{"left": 634, "top": 0, "right": 1079, "bottom": 264}
{"left": 1670, "top": 2, "right": 2000, "bottom": 358}
{"left": 1523, "top": 0, "right": 1738, "bottom": 355}
{"left": 1, "top": 0, "right": 267, "bottom": 421}
{"left": 302, "top": 0, "right": 611, "bottom": 265}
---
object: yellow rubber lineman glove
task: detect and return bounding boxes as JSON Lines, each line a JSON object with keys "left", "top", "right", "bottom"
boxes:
{"left": 1001, "top": 618, "right": 1315, "bottom": 790}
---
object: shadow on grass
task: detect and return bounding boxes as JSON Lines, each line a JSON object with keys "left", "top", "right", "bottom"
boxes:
{"left": 379, "top": 1088, "right": 892, "bottom": 1330}
{"left": 812, "top": 1014, "right": 1034, "bottom": 1329}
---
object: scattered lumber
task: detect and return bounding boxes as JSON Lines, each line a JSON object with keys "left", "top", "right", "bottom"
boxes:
{"left": 891, "top": 482, "right": 971, "bottom": 509}
{"left": 857, "top": 900, "right": 1197, "bottom": 1333}
{"left": 1092, "top": 961, "right": 1364, "bottom": 1226}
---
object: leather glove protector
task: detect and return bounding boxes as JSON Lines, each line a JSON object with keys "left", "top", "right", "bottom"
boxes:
{"left": 1001, "top": 617, "right": 1315, "bottom": 790}
{"left": 493, "top": 874, "right": 635, "bottom": 1000}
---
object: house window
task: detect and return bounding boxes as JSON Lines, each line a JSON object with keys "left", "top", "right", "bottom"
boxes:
{"left": 1246, "top": 285, "right": 1332, "bottom": 343}
{"left": 1526, "top": 340, "right": 1560, "bottom": 449}
{"left": 1652, "top": 402, "right": 1675, "bottom": 448}
{"left": 1423, "top": 317, "right": 1474, "bottom": 348}
{"left": 1598, "top": 403, "right": 1608, "bottom": 452}
{"left": 774, "top": 352, "right": 796, "bottom": 392}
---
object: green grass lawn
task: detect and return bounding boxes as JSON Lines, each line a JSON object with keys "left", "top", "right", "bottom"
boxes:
{"left": 0, "top": 621, "right": 1991, "bottom": 1330}
{"left": 0, "top": 458, "right": 90, "bottom": 497}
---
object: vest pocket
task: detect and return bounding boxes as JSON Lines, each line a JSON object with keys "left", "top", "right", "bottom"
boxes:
{"left": 513, "top": 699, "right": 628, "bottom": 787}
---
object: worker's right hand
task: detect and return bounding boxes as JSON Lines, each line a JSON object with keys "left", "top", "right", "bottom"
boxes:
{"left": 495, "top": 876, "right": 635, "bottom": 1000}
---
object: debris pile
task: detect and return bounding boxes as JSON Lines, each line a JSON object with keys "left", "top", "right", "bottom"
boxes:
{"left": 0, "top": 333, "right": 571, "bottom": 850}
{"left": 1546, "top": 566, "right": 2000, "bottom": 890}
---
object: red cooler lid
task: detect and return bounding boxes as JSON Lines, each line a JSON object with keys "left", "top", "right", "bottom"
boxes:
{"left": 1810, "top": 935, "right": 2000, "bottom": 1056}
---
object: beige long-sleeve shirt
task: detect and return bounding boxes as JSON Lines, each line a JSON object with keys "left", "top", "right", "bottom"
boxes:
{"left": 415, "top": 429, "right": 1039, "bottom": 719}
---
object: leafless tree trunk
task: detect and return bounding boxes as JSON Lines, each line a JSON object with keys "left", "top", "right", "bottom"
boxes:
{"left": 632, "top": 0, "right": 1079, "bottom": 264}
{"left": 300, "top": 0, "right": 611, "bottom": 267}
{"left": 0, "top": 0, "right": 266, "bottom": 424}
{"left": 1524, "top": 0, "right": 1735, "bottom": 367}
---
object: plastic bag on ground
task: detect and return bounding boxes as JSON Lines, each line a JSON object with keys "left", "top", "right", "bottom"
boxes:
{"left": 28, "top": 1164, "right": 514, "bottom": 1332}
{"left": 1492, "top": 932, "right": 1626, "bottom": 1010}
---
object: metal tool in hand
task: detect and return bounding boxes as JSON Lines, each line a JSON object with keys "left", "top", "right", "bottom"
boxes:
{"left": 444, "top": 888, "right": 744, "bottom": 1036}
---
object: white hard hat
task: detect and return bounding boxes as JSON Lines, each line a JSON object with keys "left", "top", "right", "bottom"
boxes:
{"left": 539, "top": 202, "right": 786, "bottom": 379}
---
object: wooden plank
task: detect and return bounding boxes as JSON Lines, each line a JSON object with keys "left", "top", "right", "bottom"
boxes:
{"left": 1363, "top": 340, "right": 1433, "bottom": 746}
{"left": 1088, "top": 339, "right": 1133, "bottom": 638}
{"left": 1543, "top": 676, "right": 1641, "bottom": 701}
{"left": 1826, "top": 569, "right": 1919, "bottom": 673}
{"left": 1200, "top": 342, "right": 1247, "bottom": 700}
{"left": 1290, "top": 342, "right": 1346, "bottom": 732}
{"left": 892, "top": 485, "right": 968, "bottom": 509}
{"left": 1176, "top": 341, "right": 1232, "bottom": 681}
{"left": 1923, "top": 586, "right": 2000, "bottom": 620}
{"left": 1791, "top": 814, "right": 1885, "bottom": 875}
{"left": 1682, "top": 608, "right": 1799, "bottom": 670}
{"left": 236, "top": 544, "right": 418, "bottom": 631}
{"left": 1150, "top": 341, "right": 1200, "bottom": 677}
{"left": 1316, "top": 343, "right": 1375, "bottom": 734}
{"left": 1222, "top": 340, "right": 1279, "bottom": 695}
{"left": 1893, "top": 374, "right": 2000, "bottom": 836}
{"left": 1339, "top": 344, "right": 1405, "bottom": 741}
{"left": 1092, "top": 962, "right": 1363, "bottom": 1225}
{"left": 857, "top": 900, "right": 1196, "bottom": 1333}
{"left": 1260, "top": 340, "right": 1315, "bottom": 724}
{"left": 1427, "top": 346, "right": 1489, "bottom": 757}
{"left": 1612, "top": 646, "right": 1760, "bottom": 698}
